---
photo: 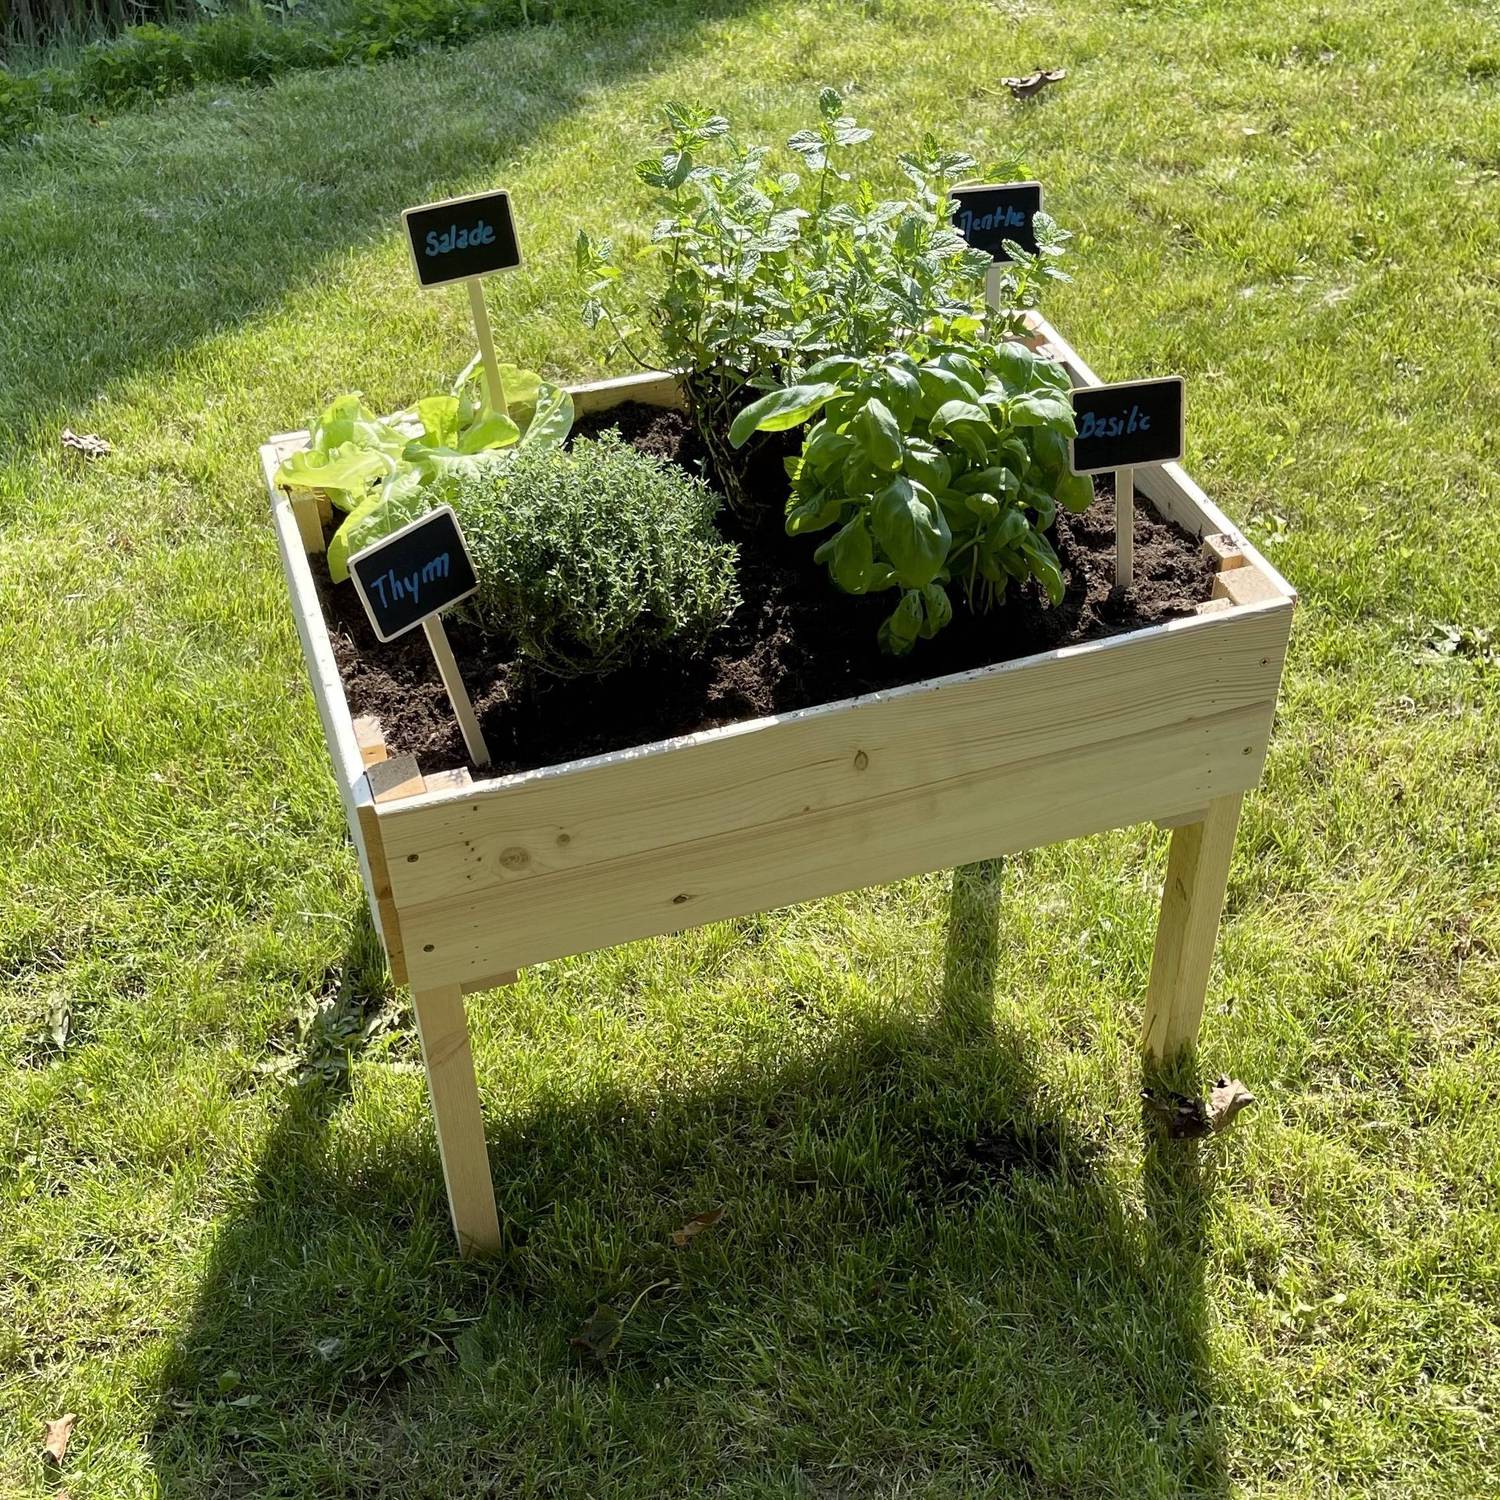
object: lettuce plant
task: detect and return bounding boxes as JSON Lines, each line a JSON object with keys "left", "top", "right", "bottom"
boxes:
{"left": 274, "top": 353, "right": 573, "bottom": 581}
{"left": 730, "top": 337, "right": 1093, "bottom": 653}
{"left": 577, "top": 88, "right": 1069, "bottom": 508}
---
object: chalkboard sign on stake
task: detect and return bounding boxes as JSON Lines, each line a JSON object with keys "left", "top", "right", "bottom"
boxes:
{"left": 1069, "top": 377, "right": 1186, "bottom": 591}
{"left": 403, "top": 189, "right": 521, "bottom": 288}
{"left": 948, "top": 181, "right": 1044, "bottom": 263}
{"left": 402, "top": 188, "right": 522, "bottom": 419}
{"left": 348, "top": 505, "right": 491, "bottom": 768}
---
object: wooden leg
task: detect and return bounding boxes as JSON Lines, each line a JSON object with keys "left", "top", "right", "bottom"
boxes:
{"left": 410, "top": 982, "right": 501, "bottom": 1256}
{"left": 1141, "top": 793, "right": 1244, "bottom": 1062}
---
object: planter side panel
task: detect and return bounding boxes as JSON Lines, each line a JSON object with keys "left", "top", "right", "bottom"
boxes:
{"left": 264, "top": 442, "right": 394, "bottom": 967}
{"left": 384, "top": 601, "right": 1290, "bottom": 991}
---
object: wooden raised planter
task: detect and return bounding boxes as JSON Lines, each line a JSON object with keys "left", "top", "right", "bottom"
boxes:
{"left": 262, "top": 316, "right": 1295, "bottom": 1254}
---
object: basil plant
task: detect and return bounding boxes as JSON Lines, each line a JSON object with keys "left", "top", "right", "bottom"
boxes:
{"left": 730, "top": 337, "right": 1094, "bottom": 653}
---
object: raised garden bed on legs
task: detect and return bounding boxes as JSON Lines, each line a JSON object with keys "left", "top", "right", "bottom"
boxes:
{"left": 262, "top": 315, "right": 1295, "bottom": 1254}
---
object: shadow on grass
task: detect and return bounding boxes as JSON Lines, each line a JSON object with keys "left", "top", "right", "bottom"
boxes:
{"left": 149, "top": 872, "right": 1226, "bottom": 1496}
{"left": 0, "top": 0, "right": 759, "bottom": 440}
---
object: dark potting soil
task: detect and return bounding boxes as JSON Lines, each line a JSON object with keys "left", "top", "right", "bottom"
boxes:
{"left": 312, "top": 403, "right": 1216, "bottom": 777}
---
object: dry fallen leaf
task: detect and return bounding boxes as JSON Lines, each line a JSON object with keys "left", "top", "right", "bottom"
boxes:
{"left": 1142, "top": 1087, "right": 1213, "bottom": 1140}
{"left": 1144, "top": 1075, "right": 1256, "bottom": 1139}
{"left": 670, "top": 1206, "right": 726, "bottom": 1248}
{"left": 1001, "top": 67, "right": 1067, "bottom": 100}
{"left": 61, "top": 428, "right": 113, "bottom": 459}
{"left": 42, "top": 1412, "right": 76, "bottom": 1466}
{"left": 46, "top": 999, "right": 71, "bottom": 1053}
{"left": 1208, "top": 1076, "right": 1256, "bottom": 1133}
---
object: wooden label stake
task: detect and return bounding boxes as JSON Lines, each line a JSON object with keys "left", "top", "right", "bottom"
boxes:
{"left": 1114, "top": 465, "right": 1135, "bottom": 590}
{"left": 348, "top": 505, "right": 491, "bottom": 769}
{"left": 423, "top": 614, "right": 491, "bottom": 768}
{"left": 402, "top": 188, "right": 523, "bottom": 417}
{"left": 1068, "top": 377, "right": 1186, "bottom": 594}
{"left": 465, "top": 277, "right": 506, "bottom": 419}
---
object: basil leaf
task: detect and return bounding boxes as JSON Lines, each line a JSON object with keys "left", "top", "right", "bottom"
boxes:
{"left": 1056, "top": 469, "right": 1095, "bottom": 513}
{"left": 856, "top": 397, "right": 904, "bottom": 472}
{"left": 919, "top": 582, "right": 953, "bottom": 638}
{"left": 1010, "top": 388, "right": 1077, "bottom": 433}
{"left": 877, "top": 590, "right": 925, "bottom": 655}
{"left": 729, "top": 382, "right": 841, "bottom": 446}
{"left": 872, "top": 476, "right": 950, "bottom": 589}
{"left": 814, "top": 514, "right": 876, "bottom": 593}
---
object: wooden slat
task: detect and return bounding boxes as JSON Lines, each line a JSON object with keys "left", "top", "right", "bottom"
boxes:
{"left": 357, "top": 755, "right": 426, "bottom": 986}
{"left": 462, "top": 969, "right": 518, "bottom": 993}
{"left": 290, "top": 494, "right": 324, "bottom": 554}
{"left": 381, "top": 601, "right": 1289, "bottom": 991}
{"left": 382, "top": 603, "right": 1289, "bottom": 909}
{"left": 367, "top": 754, "right": 426, "bottom": 805}
{"left": 356, "top": 799, "right": 409, "bottom": 987}
{"left": 265, "top": 447, "right": 391, "bottom": 963}
{"left": 397, "top": 700, "right": 1271, "bottom": 991}
{"left": 1202, "top": 533, "right": 1247, "bottom": 571}
{"left": 569, "top": 370, "right": 684, "bottom": 416}
{"left": 1153, "top": 806, "right": 1210, "bottom": 831}
{"left": 1213, "top": 566, "right": 1285, "bottom": 608}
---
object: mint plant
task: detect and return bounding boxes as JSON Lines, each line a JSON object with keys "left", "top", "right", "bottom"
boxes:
{"left": 275, "top": 353, "right": 573, "bottom": 581}
{"left": 577, "top": 89, "right": 1070, "bottom": 507}
{"left": 730, "top": 337, "right": 1094, "bottom": 653}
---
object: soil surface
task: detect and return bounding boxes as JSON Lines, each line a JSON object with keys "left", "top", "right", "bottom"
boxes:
{"left": 314, "top": 403, "right": 1216, "bottom": 777}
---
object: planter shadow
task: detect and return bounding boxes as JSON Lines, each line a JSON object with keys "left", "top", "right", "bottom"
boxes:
{"left": 147, "top": 873, "right": 1227, "bottom": 1497}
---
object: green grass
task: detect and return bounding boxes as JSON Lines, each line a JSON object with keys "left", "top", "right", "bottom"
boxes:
{"left": 2, "top": 0, "right": 1498, "bottom": 1493}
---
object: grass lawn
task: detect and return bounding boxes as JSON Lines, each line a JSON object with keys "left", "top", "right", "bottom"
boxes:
{"left": 2, "top": 0, "right": 1498, "bottom": 1493}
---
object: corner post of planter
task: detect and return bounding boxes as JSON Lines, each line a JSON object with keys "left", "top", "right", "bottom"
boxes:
{"left": 409, "top": 981, "right": 502, "bottom": 1256}
{"left": 1141, "top": 792, "right": 1244, "bottom": 1061}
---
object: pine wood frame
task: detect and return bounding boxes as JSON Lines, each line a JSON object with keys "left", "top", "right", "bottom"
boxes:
{"left": 263, "top": 317, "right": 1295, "bottom": 1254}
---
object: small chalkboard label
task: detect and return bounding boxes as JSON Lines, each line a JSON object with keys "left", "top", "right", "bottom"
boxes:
{"left": 1069, "top": 377, "right": 1186, "bottom": 476}
{"left": 403, "top": 189, "right": 522, "bottom": 289}
{"left": 949, "top": 181, "right": 1044, "bottom": 262}
{"left": 348, "top": 505, "right": 479, "bottom": 643}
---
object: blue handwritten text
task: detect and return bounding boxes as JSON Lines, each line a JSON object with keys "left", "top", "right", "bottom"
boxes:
{"left": 955, "top": 204, "right": 1028, "bottom": 237}
{"left": 1078, "top": 406, "right": 1152, "bottom": 441}
{"left": 367, "top": 552, "right": 450, "bottom": 612}
{"left": 425, "top": 220, "right": 497, "bottom": 257}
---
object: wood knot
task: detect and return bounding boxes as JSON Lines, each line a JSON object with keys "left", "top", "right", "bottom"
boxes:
{"left": 853, "top": 749, "right": 869, "bottom": 771}
{"left": 556, "top": 831, "right": 572, "bottom": 846}
{"left": 499, "top": 846, "right": 531, "bottom": 870}
{"left": 672, "top": 893, "right": 692, "bottom": 905}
